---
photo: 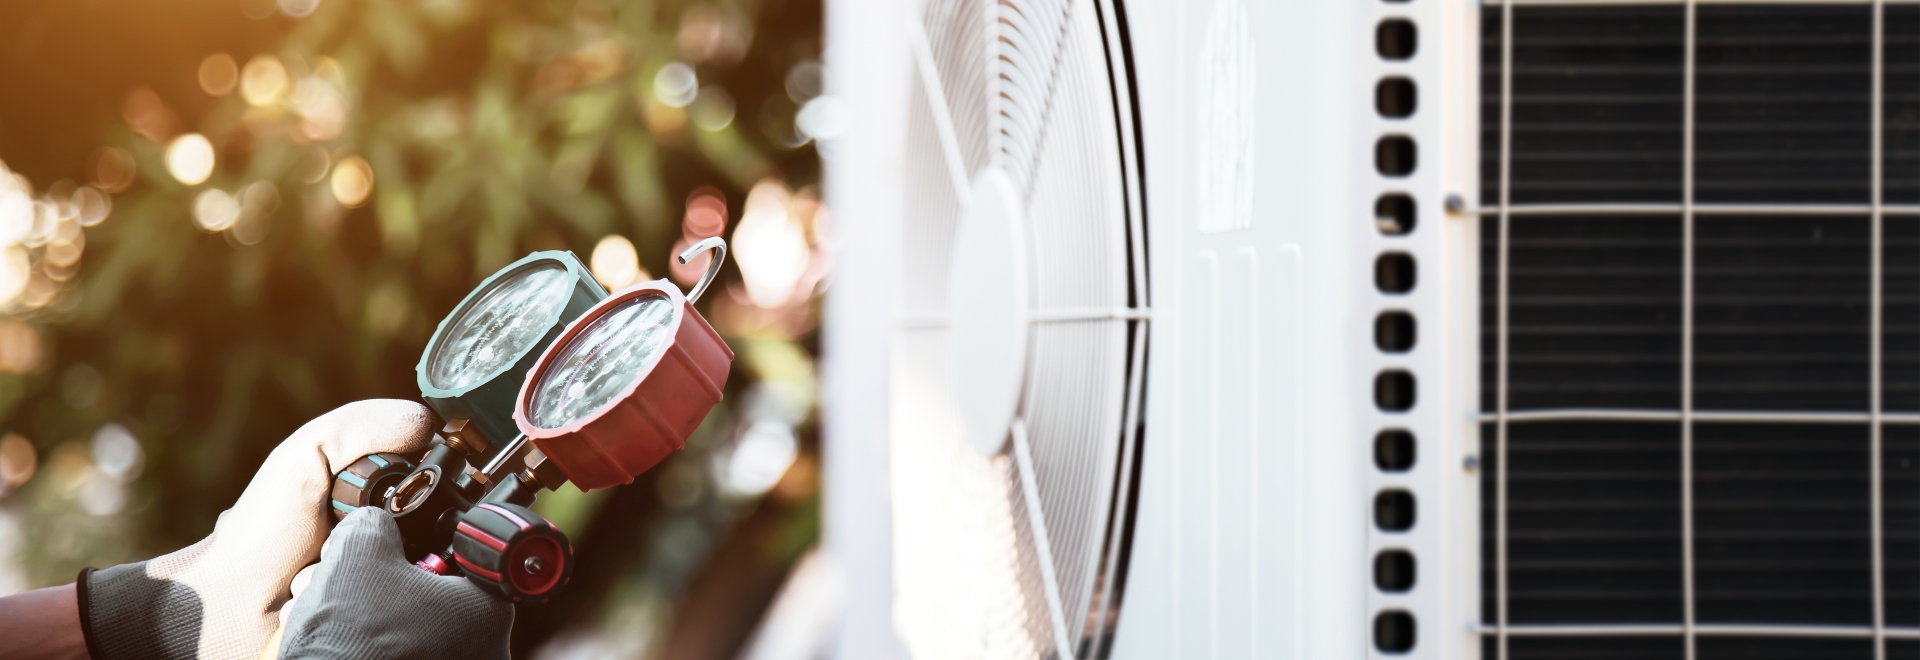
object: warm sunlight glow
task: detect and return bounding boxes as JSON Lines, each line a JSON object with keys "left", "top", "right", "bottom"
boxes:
{"left": 241, "top": 55, "right": 289, "bottom": 106}
{"left": 330, "top": 156, "right": 373, "bottom": 207}
{"left": 0, "top": 187, "right": 29, "bottom": 247}
{"left": 193, "top": 189, "right": 240, "bottom": 232}
{"left": 165, "top": 134, "right": 216, "bottom": 186}
{"left": 74, "top": 187, "right": 110, "bottom": 227}
{"left": 293, "top": 78, "right": 347, "bottom": 142}
{"left": 199, "top": 53, "right": 240, "bottom": 96}
{"left": 0, "top": 323, "right": 39, "bottom": 375}
{"left": 653, "top": 62, "right": 698, "bottom": 108}
{"left": 733, "top": 180, "right": 809, "bottom": 308}
{"left": 90, "top": 148, "right": 136, "bottom": 193}
{"left": 0, "top": 433, "right": 35, "bottom": 497}
{"left": 590, "top": 234, "right": 646, "bottom": 290}
{"left": 0, "top": 247, "right": 31, "bottom": 308}
{"left": 122, "top": 88, "right": 178, "bottom": 143}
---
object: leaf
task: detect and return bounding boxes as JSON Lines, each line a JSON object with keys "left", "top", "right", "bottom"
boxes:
{"left": 610, "top": 126, "right": 668, "bottom": 234}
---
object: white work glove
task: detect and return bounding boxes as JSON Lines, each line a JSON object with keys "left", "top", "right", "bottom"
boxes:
{"left": 78, "top": 399, "right": 436, "bottom": 660}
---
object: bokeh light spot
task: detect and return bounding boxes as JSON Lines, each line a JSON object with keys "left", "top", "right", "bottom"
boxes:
{"left": 199, "top": 53, "right": 240, "bottom": 96}
{"left": 165, "top": 134, "right": 216, "bottom": 186}
{"left": 45, "top": 229, "right": 82, "bottom": 268}
{"left": 0, "top": 189, "right": 30, "bottom": 246}
{"left": 91, "top": 424, "right": 142, "bottom": 483}
{"left": 676, "top": 6, "right": 750, "bottom": 64}
{"left": 330, "top": 156, "right": 373, "bottom": 207}
{"left": 90, "top": 148, "right": 136, "bottom": 193}
{"left": 690, "top": 85, "right": 736, "bottom": 131}
{"left": 74, "top": 186, "right": 111, "bottom": 227}
{"left": 278, "top": 0, "right": 321, "bottom": 18}
{"left": 45, "top": 181, "right": 77, "bottom": 221}
{"left": 0, "top": 247, "right": 30, "bottom": 307}
{"left": 122, "top": 88, "right": 179, "bottom": 143}
{"left": 23, "top": 270, "right": 57, "bottom": 308}
{"left": 193, "top": 189, "right": 240, "bottom": 231}
{"left": 292, "top": 77, "right": 347, "bottom": 142}
{"left": 677, "top": 6, "right": 725, "bottom": 62}
{"left": 684, "top": 191, "right": 727, "bottom": 239}
{"left": 25, "top": 200, "right": 56, "bottom": 248}
{"left": 242, "top": 55, "right": 290, "bottom": 106}
{"left": 653, "top": 62, "right": 698, "bottom": 108}
{"left": 231, "top": 181, "right": 279, "bottom": 246}
{"left": 48, "top": 442, "right": 89, "bottom": 493}
{"left": 715, "top": 420, "right": 797, "bottom": 498}
{"left": 591, "top": 234, "right": 646, "bottom": 290}
{"left": 0, "top": 321, "right": 42, "bottom": 374}
{"left": 785, "top": 60, "right": 823, "bottom": 102}
{"left": 0, "top": 434, "right": 35, "bottom": 498}
{"left": 239, "top": 0, "right": 277, "bottom": 19}
{"left": 796, "top": 95, "right": 850, "bottom": 142}
{"left": 296, "top": 145, "right": 331, "bottom": 184}
{"left": 575, "top": 39, "right": 626, "bottom": 84}
{"left": 644, "top": 98, "right": 688, "bottom": 137}
{"left": 734, "top": 180, "right": 809, "bottom": 308}
{"left": 77, "top": 468, "right": 125, "bottom": 516}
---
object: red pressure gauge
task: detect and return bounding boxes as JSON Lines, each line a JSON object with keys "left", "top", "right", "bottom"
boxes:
{"left": 512, "top": 237, "right": 734, "bottom": 490}
{"left": 323, "top": 240, "right": 732, "bottom": 608}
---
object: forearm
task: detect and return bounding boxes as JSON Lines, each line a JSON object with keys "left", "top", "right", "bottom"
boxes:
{"left": 0, "top": 583, "right": 90, "bottom": 660}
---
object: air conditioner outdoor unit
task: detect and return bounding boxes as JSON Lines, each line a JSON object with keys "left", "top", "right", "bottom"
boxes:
{"left": 820, "top": 1, "right": 1920, "bottom": 659}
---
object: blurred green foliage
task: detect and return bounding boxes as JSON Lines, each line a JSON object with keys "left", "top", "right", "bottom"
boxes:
{"left": 0, "top": 0, "right": 820, "bottom": 653}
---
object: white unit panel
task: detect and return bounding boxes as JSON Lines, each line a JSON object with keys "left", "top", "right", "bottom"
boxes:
{"left": 1112, "top": 0, "right": 1368, "bottom": 658}
{"left": 820, "top": 0, "right": 912, "bottom": 657}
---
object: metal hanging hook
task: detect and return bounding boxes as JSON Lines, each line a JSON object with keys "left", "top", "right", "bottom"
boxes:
{"left": 677, "top": 236, "right": 727, "bottom": 304}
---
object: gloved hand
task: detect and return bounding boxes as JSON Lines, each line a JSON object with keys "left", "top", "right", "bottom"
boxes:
{"left": 277, "top": 506, "right": 513, "bottom": 660}
{"left": 78, "top": 399, "right": 437, "bottom": 660}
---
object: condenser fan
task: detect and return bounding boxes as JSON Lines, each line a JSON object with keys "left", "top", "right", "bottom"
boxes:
{"left": 891, "top": 0, "right": 1147, "bottom": 657}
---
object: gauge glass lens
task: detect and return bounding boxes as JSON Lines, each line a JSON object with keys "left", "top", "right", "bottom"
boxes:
{"left": 428, "top": 264, "right": 573, "bottom": 391}
{"left": 529, "top": 293, "right": 677, "bottom": 428}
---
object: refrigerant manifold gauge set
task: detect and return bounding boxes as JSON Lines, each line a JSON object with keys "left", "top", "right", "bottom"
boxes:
{"left": 329, "top": 238, "right": 732, "bottom": 604}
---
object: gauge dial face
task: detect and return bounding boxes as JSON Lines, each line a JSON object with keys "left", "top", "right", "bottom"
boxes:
{"left": 428, "top": 264, "right": 574, "bottom": 391}
{"left": 528, "top": 293, "right": 677, "bottom": 429}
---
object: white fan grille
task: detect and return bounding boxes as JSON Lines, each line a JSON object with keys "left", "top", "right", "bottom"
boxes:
{"left": 901, "top": 61, "right": 963, "bottom": 318}
{"left": 1021, "top": 4, "right": 1133, "bottom": 645}
{"left": 923, "top": 0, "right": 993, "bottom": 177}
{"left": 893, "top": 0, "right": 1145, "bottom": 657}
{"left": 992, "top": 0, "right": 1072, "bottom": 192}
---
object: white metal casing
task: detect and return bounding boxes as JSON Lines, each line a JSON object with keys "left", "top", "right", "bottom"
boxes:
{"left": 1109, "top": 0, "right": 1477, "bottom": 658}
{"left": 823, "top": 0, "right": 1483, "bottom": 657}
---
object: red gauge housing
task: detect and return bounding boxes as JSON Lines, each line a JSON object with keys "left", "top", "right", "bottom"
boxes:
{"left": 512, "top": 280, "right": 733, "bottom": 490}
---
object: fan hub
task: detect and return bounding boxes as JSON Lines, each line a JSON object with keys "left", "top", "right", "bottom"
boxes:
{"left": 947, "top": 168, "right": 1029, "bottom": 457}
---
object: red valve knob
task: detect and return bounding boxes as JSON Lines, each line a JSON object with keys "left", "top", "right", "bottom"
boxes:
{"left": 451, "top": 502, "right": 572, "bottom": 604}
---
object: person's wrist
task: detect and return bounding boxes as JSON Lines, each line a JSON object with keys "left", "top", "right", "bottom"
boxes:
{"left": 0, "top": 582, "right": 91, "bottom": 660}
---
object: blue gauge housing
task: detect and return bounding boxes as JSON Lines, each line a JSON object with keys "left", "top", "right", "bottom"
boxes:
{"left": 416, "top": 251, "right": 608, "bottom": 458}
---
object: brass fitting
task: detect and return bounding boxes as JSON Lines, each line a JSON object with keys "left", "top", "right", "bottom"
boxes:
{"left": 519, "top": 447, "right": 565, "bottom": 491}
{"left": 439, "top": 418, "right": 491, "bottom": 455}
